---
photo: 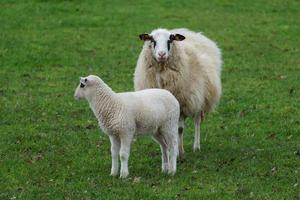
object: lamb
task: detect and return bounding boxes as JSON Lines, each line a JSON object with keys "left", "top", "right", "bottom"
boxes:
{"left": 74, "top": 75, "right": 180, "bottom": 178}
{"left": 134, "top": 28, "right": 222, "bottom": 157}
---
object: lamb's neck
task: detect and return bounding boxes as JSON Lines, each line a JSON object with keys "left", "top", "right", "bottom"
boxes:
{"left": 88, "top": 84, "right": 120, "bottom": 123}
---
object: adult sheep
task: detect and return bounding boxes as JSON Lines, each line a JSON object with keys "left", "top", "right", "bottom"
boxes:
{"left": 134, "top": 28, "right": 222, "bottom": 157}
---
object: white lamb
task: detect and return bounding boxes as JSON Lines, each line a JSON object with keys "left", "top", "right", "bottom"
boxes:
{"left": 74, "top": 75, "right": 179, "bottom": 178}
{"left": 134, "top": 28, "right": 222, "bottom": 157}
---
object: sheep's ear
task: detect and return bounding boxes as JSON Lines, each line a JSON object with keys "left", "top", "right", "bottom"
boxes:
{"left": 139, "top": 33, "right": 152, "bottom": 41}
{"left": 173, "top": 34, "right": 185, "bottom": 41}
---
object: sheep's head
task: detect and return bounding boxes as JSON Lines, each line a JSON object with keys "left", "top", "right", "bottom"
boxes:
{"left": 74, "top": 75, "right": 100, "bottom": 100}
{"left": 139, "top": 29, "right": 185, "bottom": 64}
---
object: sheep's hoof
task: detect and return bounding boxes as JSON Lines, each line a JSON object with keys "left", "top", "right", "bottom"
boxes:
{"left": 178, "top": 148, "right": 185, "bottom": 159}
{"left": 178, "top": 153, "right": 185, "bottom": 161}
{"left": 168, "top": 169, "right": 176, "bottom": 176}
{"left": 119, "top": 171, "right": 129, "bottom": 178}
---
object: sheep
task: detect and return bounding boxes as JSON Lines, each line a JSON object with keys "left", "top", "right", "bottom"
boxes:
{"left": 134, "top": 28, "right": 222, "bottom": 157}
{"left": 74, "top": 75, "right": 180, "bottom": 178}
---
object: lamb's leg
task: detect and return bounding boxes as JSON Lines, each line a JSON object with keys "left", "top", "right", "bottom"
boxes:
{"left": 168, "top": 129, "right": 178, "bottom": 175}
{"left": 193, "top": 111, "right": 202, "bottom": 152}
{"left": 178, "top": 115, "right": 185, "bottom": 159}
{"left": 109, "top": 135, "right": 120, "bottom": 176}
{"left": 119, "top": 134, "right": 133, "bottom": 178}
{"left": 161, "top": 126, "right": 178, "bottom": 175}
{"left": 153, "top": 132, "right": 169, "bottom": 173}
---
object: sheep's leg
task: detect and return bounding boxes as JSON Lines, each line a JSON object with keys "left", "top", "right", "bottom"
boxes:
{"left": 178, "top": 115, "right": 185, "bottom": 159}
{"left": 201, "top": 111, "right": 205, "bottom": 122}
{"left": 153, "top": 132, "right": 169, "bottom": 173}
{"left": 119, "top": 134, "right": 133, "bottom": 178}
{"left": 109, "top": 135, "right": 120, "bottom": 176}
{"left": 193, "top": 111, "right": 202, "bottom": 152}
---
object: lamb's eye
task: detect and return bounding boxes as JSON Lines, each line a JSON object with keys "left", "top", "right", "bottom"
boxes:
{"left": 80, "top": 83, "right": 85, "bottom": 88}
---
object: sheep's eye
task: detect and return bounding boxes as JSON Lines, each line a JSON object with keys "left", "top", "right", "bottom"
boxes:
{"left": 80, "top": 83, "right": 85, "bottom": 88}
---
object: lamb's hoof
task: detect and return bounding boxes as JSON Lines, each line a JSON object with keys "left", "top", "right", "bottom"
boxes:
{"left": 119, "top": 171, "right": 129, "bottom": 178}
{"left": 193, "top": 145, "right": 201, "bottom": 152}
{"left": 110, "top": 171, "right": 118, "bottom": 177}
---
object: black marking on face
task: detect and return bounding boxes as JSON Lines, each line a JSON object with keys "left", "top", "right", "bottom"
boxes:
{"left": 169, "top": 34, "right": 176, "bottom": 41}
{"left": 80, "top": 83, "right": 85, "bottom": 88}
{"left": 151, "top": 38, "right": 156, "bottom": 48}
{"left": 84, "top": 78, "right": 87, "bottom": 82}
{"left": 168, "top": 34, "right": 176, "bottom": 51}
{"left": 167, "top": 40, "right": 172, "bottom": 50}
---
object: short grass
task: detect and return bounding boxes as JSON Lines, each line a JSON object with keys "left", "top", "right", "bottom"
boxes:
{"left": 1, "top": 0, "right": 299, "bottom": 199}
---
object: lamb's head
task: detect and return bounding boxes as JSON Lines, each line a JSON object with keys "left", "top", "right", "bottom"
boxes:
{"left": 139, "top": 29, "right": 185, "bottom": 64}
{"left": 74, "top": 75, "right": 101, "bottom": 100}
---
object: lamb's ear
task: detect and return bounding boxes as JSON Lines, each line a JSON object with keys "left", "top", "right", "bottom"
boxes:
{"left": 139, "top": 33, "right": 152, "bottom": 41}
{"left": 173, "top": 34, "right": 185, "bottom": 41}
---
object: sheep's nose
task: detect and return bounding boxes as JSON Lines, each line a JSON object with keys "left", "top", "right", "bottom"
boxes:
{"left": 158, "top": 51, "right": 166, "bottom": 57}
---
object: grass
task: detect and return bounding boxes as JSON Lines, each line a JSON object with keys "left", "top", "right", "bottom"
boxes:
{"left": 0, "top": 0, "right": 299, "bottom": 199}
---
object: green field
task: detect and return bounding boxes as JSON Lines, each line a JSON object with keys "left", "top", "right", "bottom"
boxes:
{"left": 1, "top": 0, "right": 299, "bottom": 199}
